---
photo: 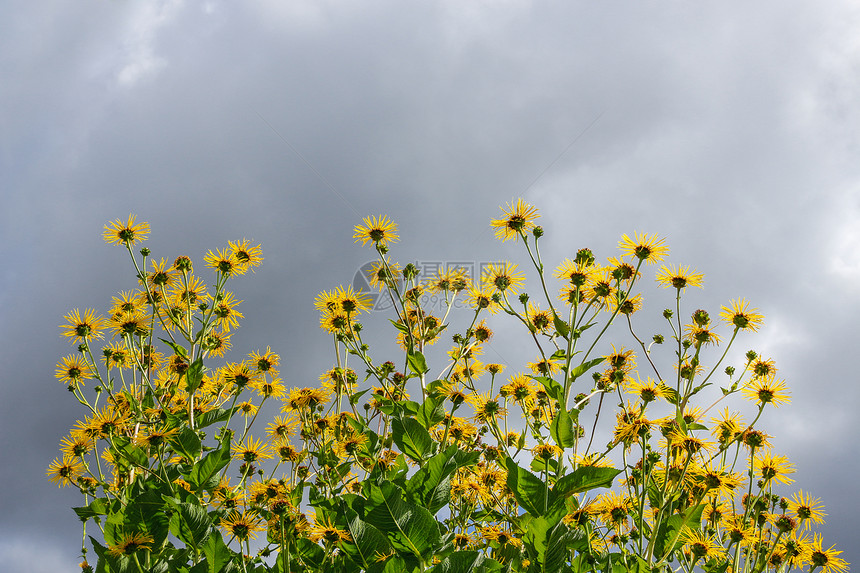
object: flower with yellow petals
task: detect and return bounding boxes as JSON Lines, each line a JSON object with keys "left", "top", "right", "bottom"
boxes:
{"left": 353, "top": 215, "right": 399, "bottom": 246}
{"left": 656, "top": 264, "right": 704, "bottom": 290}
{"left": 720, "top": 298, "right": 764, "bottom": 332}
{"left": 103, "top": 214, "right": 150, "bottom": 246}
{"left": 618, "top": 232, "right": 669, "bottom": 264}
{"left": 490, "top": 198, "right": 540, "bottom": 242}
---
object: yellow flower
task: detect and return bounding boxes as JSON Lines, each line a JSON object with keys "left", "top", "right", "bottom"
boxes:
{"left": 220, "top": 510, "right": 266, "bottom": 541}
{"left": 229, "top": 239, "right": 263, "bottom": 274}
{"left": 482, "top": 262, "right": 526, "bottom": 294}
{"left": 249, "top": 347, "right": 280, "bottom": 373}
{"left": 720, "top": 298, "right": 764, "bottom": 332}
{"left": 284, "top": 387, "right": 331, "bottom": 412}
{"left": 212, "top": 291, "right": 243, "bottom": 332}
{"left": 490, "top": 198, "right": 540, "bottom": 242}
{"left": 680, "top": 529, "right": 725, "bottom": 562}
{"left": 788, "top": 490, "right": 826, "bottom": 531}
{"left": 353, "top": 215, "right": 399, "bottom": 246}
{"left": 55, "top": 355, "right": 93, "bottom": 385}
{"left": 107, "top": 532, "right": 154, "bottom": 557}
{"left": 808, "top": 534, "right": 849, "bottom": 573}
{"left": 466, "top": 285, "right": 501, "bottom": 314}
{"left": 60, "top": 309, "right": 107, "bottom": 343}
{"left": 655, "top": 264, "right": 704, "bottom": 290}
{"left": 618, "top": 232, "right": 669, "bottom": 264}
{"left": 553, "top": 258, "right": 598, "bottom": 286}
{"left": 204, "top": 247, "right": 239, "bottom": 275}
{"left": 103, "top": 214, "right": 150, "bottom": 246}
{"left": 46, "top": 456, "right": 84, "bottom": 487}
{"left": 231, "top": 436, "right": 274, "bottom": 463}
{"left": 742, "top": 376, "right": 790, "bottom": 408}
{"left": 754, "top": 450, "right": 795, "bottom": 485}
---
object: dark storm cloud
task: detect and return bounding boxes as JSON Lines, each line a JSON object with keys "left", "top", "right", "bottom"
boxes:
{"left": 2, "top": 1, "right": 859, "bottom": 570}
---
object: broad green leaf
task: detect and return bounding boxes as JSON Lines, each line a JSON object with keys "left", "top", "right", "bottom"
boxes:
{"left": 110, "top": 435, "right": 148, "bottom": 468}
{"left": 185, "top": 358, "right": 205, "bottom": 394}
{"left": 187, "top": 434, "right": 231, "bottom": 492}
{"left": 124, "top": 490, "right": 170, "bottom": 547}
{"left": 159, "top": 338, "right": 188, "bottom": 359}
{"left": 166, "top": 497, "right": 211, "bottom": 551}
{"left": 430, "top": 551, "right": 485, "bottom": 573}
{"left": 552, "top": 313, "right": 570, "bottom": 339}
{"left": 570, "top": 357, "right": 605, "bottom": 380}
{"left": 530, "top": 376, "right": 563, "bottom": 403}
{"left": 365, "top": 481, "right": 441, "bottom": 558}
{"left": 195, "top": 407, "right": 236, "bottom": 429}
{"left": 392, "top": 417, "right": 432, "bottom": 462}
{"left": 407, "top": 351, "right": 430, "bottom": 375}
{"left": 168, "top": 426, "right": 203, "bottom": 461}
{"left": 201, "top": 530, "right": 233, "bottom": 573}
{"left": 340, "top": 506, "right": 393, "bottom": 570}
{"left": 550, "top": 409, "right": 574, "bottom": 448}
{"left": 417, "top": 395, "right": 446, "bottom": 430}
{"left": 406, "top": 445, "right": 479, "bottom": 513}
{"left": 505, "top": 458, "right": 553, "bottom": 516}
{"left": 552, "top": 466, "right": 621, "bottom": 498}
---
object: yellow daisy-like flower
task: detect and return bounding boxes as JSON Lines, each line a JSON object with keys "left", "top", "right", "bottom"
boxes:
{"left": 55, "top": 355, "right": 93, "bottom": 385}
{"left": 212, "top": 291, "right": 244, "bottom": 332}
{"left": 467, "top": 392, "right": 506, "bottom": 423}
{"left": 231, "top": 436, "right": 274, "bottom": 463}
{"left": 220, "top": 510, "right": 266, "bottom": 542}
{"left": 204, "top": 247, "right": 240, "bottom": 275}
{"left": 332, "top": 284, "right": 373, "bottom": 314}
{"left": 283, "top": 387, "right": 332, "bottom": 412}
{"left": 103, "top": 214, "right": 150, "bottom": 246}
{"left": 742, "top": 376, "right": 790, "bottom": 408}
{"left": 618, "top": 232, "right": 669, "bottom": 264}
{"left": 46, "top": 456, "right": 85, "bottom": 487}
{"left": 720, "top": 298, "right": 764, "bottom": 332}
{"left": 553, "top": 259, "right": 597, "bottom": 287}
{"left": 680, "top": 529, "right": 725, "bottom": 562}
{"left": 482, "top": 262, "right": 525, "bottom": 294}
{"left": 655, "top": 263, "right": 704, "bottom": 290}
{"left": 309, "top": 513, "right": 352, "bottom": 544}
{"left": 107, "top": 532, "right": 154, "bottom": 557}
{"left": 229, "top": 239, "right": 263, "bottom": 274}
{"left": 808, "top": 533, "right": 849, "bottom": 573}
{"left": 788, "top": 490, "right": 826, "bottom": 531}
{"left": 466, "top": 285, "right": 501, "bottom": 314}
{"left": 490, "top": 198, "right": 540, "bottom": 242}
{"left": 60, "top": 309, "right": 107, "bottom": 343}
{"left": 354, "top": 215, "right": 399, "bottom": 246}
{"left": 754, "top": 450, "right": 796, "bottom": 485}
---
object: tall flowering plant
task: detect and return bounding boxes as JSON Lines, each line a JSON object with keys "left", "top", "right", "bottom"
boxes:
{"left": 50, "top": 205, "right": 847, "bottom": 573}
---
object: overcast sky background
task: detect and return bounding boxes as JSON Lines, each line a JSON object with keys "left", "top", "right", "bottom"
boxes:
{"left": 2, "top": 1, "right": 859, "bottom": 571}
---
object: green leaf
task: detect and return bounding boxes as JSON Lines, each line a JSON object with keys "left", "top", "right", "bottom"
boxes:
{"left": 166, "top": 497, "right": 212, "bottom": 552}
{"left": 73, "top": 497, "right": 119, "bottom": 521}
{"left": 552, "top": 313, "right": 570, "bottom": 339}
{"left": 550, "top": 409, "right": 574, "bottom": 448}
{"left": 187, "top": 433, "right": 231, "bottom": 492}
{"left": 168, "top": 426, "right": 203, "bottom": 461}
{"left": 390, "top": 319, "right": 411, "bottom": 334}
{"left": 159, "top": 338, "right": 188, "bottom": 359}
{"left": 392, "top": 417, "right": 432, "bottom": 462}
{"left": 430, "top": 551, "right": 485, "bottom": 573}
{"left": 195, "top": 407, "right": 236, "bottom": 429}
{"left": 505, "top": 458, "right": 552, "bottom": 516}
{"left": 531, "top": 376, "right": 563, "bottom": 403}
{"left": 570, "top": 357, "right": 605, "bottom": 380}
{"left": 552, "top": 466, "right": 620, "bottom": 498}
{"left": 417, "top": 395, "right": 446, "bottom": 430}
{"left": 365, "top": 481, "right": 441, "bottom": 559}
{"left": 201, "top": 530, "right": 233, "bottom": 573}
{"left": 110, "top": 435, "right": 148, "bottom": 467}
{"left": 124, "top": 490, "right": 170, "bottom": 547}
{"left": 407, "top": 351, "right": 429, "bottom": 376}
{"left": 406, "top": 445, "right": 479, "bottom": 514}
{"left": 185, "top": 358, "right": 205, "bottom": 394}
{"left": 340, "top": 506, "right": 393, "bottom": 570}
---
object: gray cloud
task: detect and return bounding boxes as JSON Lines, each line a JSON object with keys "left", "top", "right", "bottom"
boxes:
{"left": 3, "top": 1, "right": 859, "bottom": 569}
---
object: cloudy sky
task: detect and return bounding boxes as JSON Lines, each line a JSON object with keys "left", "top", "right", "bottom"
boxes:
{"left": 2, "top": 1, "right": 859, "bottom": 570}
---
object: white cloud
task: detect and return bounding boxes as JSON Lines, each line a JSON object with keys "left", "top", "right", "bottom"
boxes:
{"left": 115, "top": 0, "right": 184, "bottom": 87}
{"left": 825, "top": 188, "right": 860, "bottom": 283}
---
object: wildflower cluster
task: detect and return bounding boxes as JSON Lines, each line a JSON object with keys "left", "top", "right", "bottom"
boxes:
{"left": 50, "top": 207, "right": 847, "bottom": 573}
